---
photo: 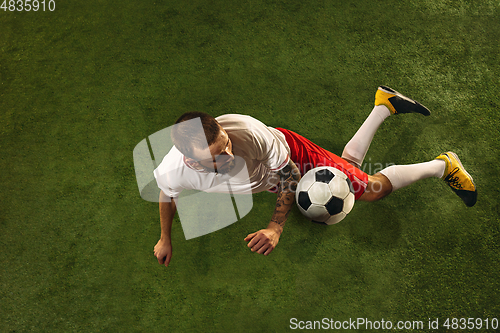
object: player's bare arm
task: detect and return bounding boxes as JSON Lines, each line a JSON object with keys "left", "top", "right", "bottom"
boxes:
{"left": 270, "top": 160, "right": 301, "bottom": 229}
{"left": 154, "top": 191, "right": 177, "bottom": 267}
{"left": 244, "top": 159, "right": 301, "bottom": 255}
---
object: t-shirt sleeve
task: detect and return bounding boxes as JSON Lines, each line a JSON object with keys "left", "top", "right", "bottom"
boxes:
{"left": 153, "top": 149, "right": 185, "bottom": 198}
{"left": 249, "top": 122, "right": 290, "bottom": 171}
{"left": 154, "top": 168, "right": 182, "bottom": 198}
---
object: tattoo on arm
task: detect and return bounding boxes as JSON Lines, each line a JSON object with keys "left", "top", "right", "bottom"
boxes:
{"left": 270, "top": 160, "right": 301, "bottom": 229}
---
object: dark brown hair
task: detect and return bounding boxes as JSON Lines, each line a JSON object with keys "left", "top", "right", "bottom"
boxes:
{"left": 171, "top": 112, "right": 221, "bottom": 159}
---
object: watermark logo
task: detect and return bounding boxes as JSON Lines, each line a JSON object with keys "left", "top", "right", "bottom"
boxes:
{"left": 133, "top": 118, "right": 253, "bottom": 240}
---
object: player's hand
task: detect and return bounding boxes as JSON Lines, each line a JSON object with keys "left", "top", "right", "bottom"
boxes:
{"left": 244, "top": 226, "right": 282, "bottom": 256}
{"left": 154, "top": 239, "right": 172, "bottom": 267}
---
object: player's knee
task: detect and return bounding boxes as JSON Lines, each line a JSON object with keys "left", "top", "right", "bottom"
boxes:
{"left": 365, "top": 189, "right": 385, "bottom": 202}
{"left": 364, "top": 174, "right": 392, "bottom": 202}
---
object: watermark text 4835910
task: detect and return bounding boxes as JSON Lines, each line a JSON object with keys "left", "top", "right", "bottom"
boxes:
{"left": 1, "top": 0, "right": 55, "bottom": 11}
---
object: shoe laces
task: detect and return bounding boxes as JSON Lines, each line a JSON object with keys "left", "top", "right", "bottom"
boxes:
{"left": 444, "top": 167, "right": 463, "bottom": 190}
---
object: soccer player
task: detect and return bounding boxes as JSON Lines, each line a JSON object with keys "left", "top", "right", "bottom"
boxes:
{"left": 153, "top": 86, "right": 477, "bottom": 267}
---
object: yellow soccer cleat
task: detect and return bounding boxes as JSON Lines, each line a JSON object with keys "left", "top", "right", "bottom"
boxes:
{"left": 375, "top": 86, "right": 431, "bottom": 116}
{"left": 436, "top": 152, "right": 478, "bottom": 207}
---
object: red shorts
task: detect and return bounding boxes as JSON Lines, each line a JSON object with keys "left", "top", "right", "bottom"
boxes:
{"left": 275, "top": 128, "right": 368, "bottom": 200}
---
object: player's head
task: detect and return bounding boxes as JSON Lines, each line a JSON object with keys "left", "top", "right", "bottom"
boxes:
{"left": 171, "top": 112, "right": 235, "bottom": 174}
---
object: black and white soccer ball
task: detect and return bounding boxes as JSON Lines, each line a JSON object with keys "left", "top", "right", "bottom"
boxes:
{"left": 295, "top": 166, "right": 355, "bottom": 225}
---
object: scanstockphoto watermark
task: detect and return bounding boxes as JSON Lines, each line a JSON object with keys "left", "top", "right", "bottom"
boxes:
{"left": 289, "top": 317, "right": 500, "bottom": 331}
{"left": 289, "top": 318, "right": 424, "bottom": 330}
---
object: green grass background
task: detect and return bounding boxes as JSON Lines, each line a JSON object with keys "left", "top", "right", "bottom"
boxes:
{"left": 1, "top": 0, "right": 499, "bottom": 332}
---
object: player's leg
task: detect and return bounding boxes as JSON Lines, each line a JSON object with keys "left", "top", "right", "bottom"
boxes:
{"left": 359, "top": 152, "right": 477, "bottom": 207}
{"left": 341, "top": 86, "right": 431, "bottom": 167}
{"left": 341, "top": 104, "right": 390, "bottom": 168}
{"left": 358, "top": 173, "right": 393, "bottom": 202}
{"left": 359, "top": 159, "right": 445, "bottom": 202}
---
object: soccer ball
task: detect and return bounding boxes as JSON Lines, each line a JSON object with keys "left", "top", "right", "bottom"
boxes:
{"left": 295, "top": 166, "right": 355, "bottom": 225}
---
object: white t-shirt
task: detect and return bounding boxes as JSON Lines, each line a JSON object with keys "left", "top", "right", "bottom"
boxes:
{"left": 154, "top": 114, "right": 290, "bottom": 197}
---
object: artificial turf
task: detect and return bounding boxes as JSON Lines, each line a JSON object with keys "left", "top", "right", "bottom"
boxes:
{"left": 1, "top": 0, "right": 499, "bottom": 332}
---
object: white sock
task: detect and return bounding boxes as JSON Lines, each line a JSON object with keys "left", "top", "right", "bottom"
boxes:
{"left": 379, "top": 160, "right": 446, "bottom": 192}
{"left": 342, "top": 105, "right": 391, "bottom": 166}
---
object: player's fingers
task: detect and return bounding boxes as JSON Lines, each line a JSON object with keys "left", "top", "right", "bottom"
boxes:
{"left": 251, "top": 239, "right": 266, "bottom": 252}
{"left": 244, "top": 232, "right": 257, "bottom": 242}
{"left": 250, "top": 234, "right": 268, "bottom": 249}
{"left": 158, "top": 255, "right": 165, "bottom": 265}
{"left": 263, "top": 246, "right": 274, "bottom": 256}
{"left": 164, "top": 253, "right": 171, "bottom": 267}
{"left": 248, "top": 239, "right": 257, "bottom": 248}
{"left": 247, "top": 234, "right": 261, "bottom": 248}
{"left": 251, "top": 232, "right": 272, "bottom": 250}
{"left": 249, "top": 240, "right": 258, "bottom": 250}
{"left": 257, "top": 243, "right": 271, "bottom": 255}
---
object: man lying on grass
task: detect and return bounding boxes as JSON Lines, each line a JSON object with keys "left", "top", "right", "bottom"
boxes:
{"left": 153, "top": 86, "right": 477, "bottom": 267}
